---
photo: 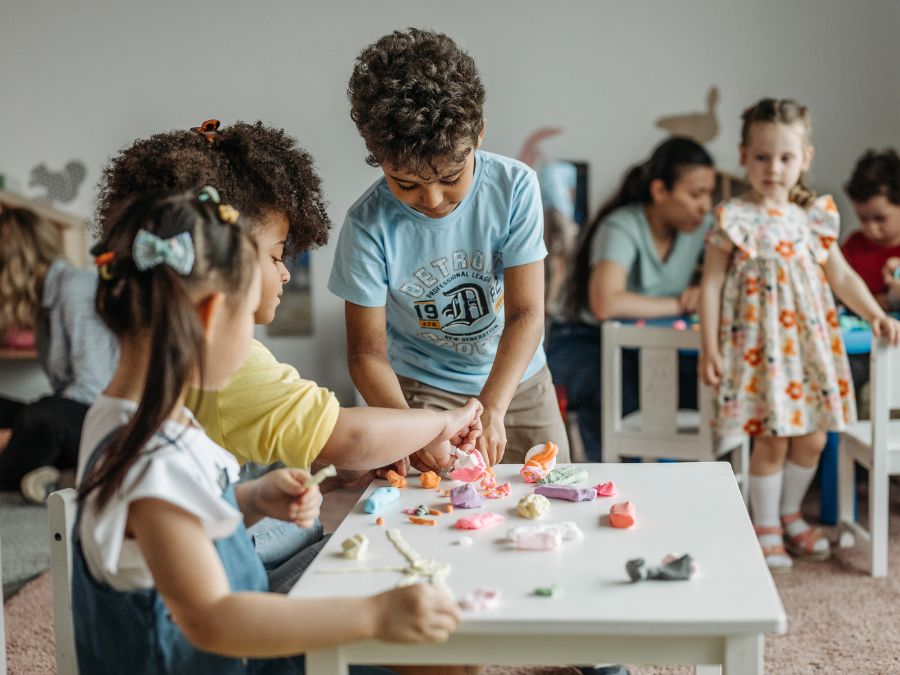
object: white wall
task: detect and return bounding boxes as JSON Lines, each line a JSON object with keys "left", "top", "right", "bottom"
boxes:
{"left": 2, "top": 0, "right": 898, "bottom": 403}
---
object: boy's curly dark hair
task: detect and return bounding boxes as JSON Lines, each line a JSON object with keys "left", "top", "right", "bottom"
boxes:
{"left": 95, "top": 121, "right": 331, "bottom": 260}
{"left": 845, "top": 149, "right": 900, "bottom": 205}
{"left": 348, "top": 28, "right": 485, "bottom": 174}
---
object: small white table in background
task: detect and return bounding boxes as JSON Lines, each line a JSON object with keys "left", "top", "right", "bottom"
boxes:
{"left": 290, "top": 462, "right": 786, "bottom": 675}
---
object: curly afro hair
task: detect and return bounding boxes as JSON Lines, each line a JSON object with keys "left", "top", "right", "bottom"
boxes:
{"left": 845, "top": 149, "right": 900, "bottom": 205}
{"left": 348, "top": 28, "right": 485, "bottom": 175}
{"left": 95, "top": 121, "right": 331, "bottom": 260}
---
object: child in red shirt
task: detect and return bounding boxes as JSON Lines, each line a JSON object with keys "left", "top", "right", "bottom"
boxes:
{"left": 842, "top": 149, "right": 900, "bottom": 308}
{"left": 842, "top": 149, "right": 900, "bottom": 400}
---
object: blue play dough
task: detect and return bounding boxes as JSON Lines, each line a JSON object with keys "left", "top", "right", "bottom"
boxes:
{"left": 363, "top": 486, "right": 401, "bottom": 514}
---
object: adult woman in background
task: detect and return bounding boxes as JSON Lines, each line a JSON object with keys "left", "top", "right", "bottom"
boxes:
{"left": 546, "top": 137, "right": 715, "bottom": 460}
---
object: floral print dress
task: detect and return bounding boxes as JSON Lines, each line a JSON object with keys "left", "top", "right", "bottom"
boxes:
{"left": 708, "top": 195, "right": 856, "bottom": 437}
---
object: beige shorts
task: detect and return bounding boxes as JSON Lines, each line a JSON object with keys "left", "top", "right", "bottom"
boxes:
{"left": 397, "top": 365, "right": 570, "bottom": 465}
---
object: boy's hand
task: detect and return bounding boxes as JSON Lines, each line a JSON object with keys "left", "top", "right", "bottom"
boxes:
{"left": 699, "top": 349, "right": 723, "bottom": 387}
{"left": 881, "top": 257, "right": 900, "bottom": 282}
{"left": 250, "top": 469, "right": 322, "bottom": 528}
{"left": 476, "top": 406, "right": 506, "bottom": 466}
{"left": 871, "top": 315, "right": 900, "bottom": 346}
{"left": 371, "top": 584, "right": 459, "bottom": 644}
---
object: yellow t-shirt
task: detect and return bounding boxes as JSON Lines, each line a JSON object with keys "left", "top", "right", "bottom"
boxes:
{"left": 187, "top": 339, "right": 340, "bottom": 469}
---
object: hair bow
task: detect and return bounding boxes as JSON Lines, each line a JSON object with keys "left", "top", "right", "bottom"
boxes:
{"left": 191, "top": 119, "right": 221, "bottom": 144}
{"left": 133, "top": 229, "right": 196, "bottom": 275}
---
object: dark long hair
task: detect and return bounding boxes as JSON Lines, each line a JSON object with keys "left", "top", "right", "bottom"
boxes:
{"left": 563, "top": 137, "right": 713, "bottom": 318}
{"left": 78, "top": 190, "right": 257, "bottom": 511}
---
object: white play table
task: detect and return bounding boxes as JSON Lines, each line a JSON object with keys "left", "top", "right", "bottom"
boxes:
{"left": 290, "top": 462, "right": 786, "bottom": 674}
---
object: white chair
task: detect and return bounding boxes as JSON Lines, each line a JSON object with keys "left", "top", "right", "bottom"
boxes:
{"left": 1, "top": 535, "right": 7, "bottom": 675}
{"left": 48, "top": 488, "right": 79, "bottom": 675}
{"left": 839, "top": 339, "right": 900, "bottom": 577}
{"left": 601, "top": 321, "right": 749, "bottom": 501}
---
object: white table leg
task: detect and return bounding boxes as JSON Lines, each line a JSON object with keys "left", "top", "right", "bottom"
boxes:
{"left": 694, "top": 665, "right": 721, "bottom": 674}
{"left": 724, "top": 634, "right": 763, "bottom": 675}
{"left": 306, "top": 648, "right": 348, "bottom": 675}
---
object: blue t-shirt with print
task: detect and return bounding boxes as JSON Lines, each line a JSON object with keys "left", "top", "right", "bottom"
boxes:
{"left": 328, "top": 150, "right": 548, "bottom": 395}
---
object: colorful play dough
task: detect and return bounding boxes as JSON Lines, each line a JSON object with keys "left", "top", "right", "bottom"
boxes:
{"left": 484, "top": 482, "right": 512, "bottom": 499}
{"left": 534, "top": 485, "right": 596, "bottom": 502}
{"left": 507, "top": 522, "right": 583, "bottom": 549}
{"left": 537, "top": 466, "right": 589, "bottom": 486}
{"left": 459, "top": 587, "right": 500, "bottom": 611}
{"left": 450, "top": 483, "right": 485, "bottom": 509}
{"left": 593, "top": 481, "right": 618, "bottom": 497}
{"left": 419, "top": 471, "right": 441, "bottom": 489}
{"left": 516, "top": 493, "right": 550, "bottom": 519}
{"left": 449, "top": 449, "right": 487, "bottom": 482}
{"left": 455, "top": 512, "right": 505, "bottom": 530}
{"left": 363, "top": 486, "right": 400, "bottom": 514}
{"left": 520, "top": 441, "right": 559, "bottom": 483}
{"left": 341, "top": 533, "right": 368, "bottom": 559}
{"left": 305, "top": 463, "right": 337, "bottom": 488}
{"left": 609, "top": 501, "right": 636, "bottom": 528}
{"left": 385, "top": 469, "right": 407, "bottom": 488}
{"left": 626, "top": 553, "right": 694, "bottom": 581}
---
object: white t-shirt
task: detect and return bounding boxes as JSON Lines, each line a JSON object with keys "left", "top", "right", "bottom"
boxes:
{"left": 76, "top": 395, "right": 242, "bottom": 592}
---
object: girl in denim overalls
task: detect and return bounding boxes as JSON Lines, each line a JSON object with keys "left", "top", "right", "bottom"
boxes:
{"left": 74, "top": 189, "right": 460, "bottom": 674}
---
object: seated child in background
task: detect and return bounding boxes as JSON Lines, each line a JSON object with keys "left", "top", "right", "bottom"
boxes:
{"left": 842, "top": 149, "right": 900, "bottom": 308}
{"left": 329, "top": 28, "right": 570, "bottom": 467}
{"left": 841, "top": 148, "right": 900, "bottom": 404}
{"left": 75, "top": 189, "right": 459, "bottom": 675}
{"left": 95, "top": 120, "right": 483, "bottom": 592}
{"left": 0, "top": 206, "right": 118, "bottom": 502}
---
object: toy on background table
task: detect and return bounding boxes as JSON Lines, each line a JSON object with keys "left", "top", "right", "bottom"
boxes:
{"left": 609, "top": 501, "right": 636, "bottom": 528}
{"left": 520, "top": 441, "right": 559, "bottom": 483}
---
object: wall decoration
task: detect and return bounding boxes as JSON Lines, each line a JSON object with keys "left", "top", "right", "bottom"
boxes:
{"left": 655, "top": 86, "right": 720, "bottom": 144}
{"left": 29, "top": 160, "right": 87, "bottom": 204}
{"left": 266, "top": 251, "right": 312, "bottom": 336}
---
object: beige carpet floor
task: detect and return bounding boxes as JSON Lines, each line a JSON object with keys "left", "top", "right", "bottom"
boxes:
{"left": 5, "top": 486, "right": 900, "bottom": 674}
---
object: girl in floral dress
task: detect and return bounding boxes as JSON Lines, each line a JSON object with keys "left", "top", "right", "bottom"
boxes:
{"left": 699, "top": 98, "right": 900, "bottom": 571}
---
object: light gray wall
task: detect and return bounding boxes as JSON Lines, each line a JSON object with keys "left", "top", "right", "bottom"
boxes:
{"left": 2, "top": 0, "right": 898, "bottom": 403}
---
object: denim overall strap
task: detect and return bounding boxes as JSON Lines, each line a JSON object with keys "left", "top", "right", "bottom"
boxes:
{"left": 72, "top": 429, "right": 304, "bottom": 674}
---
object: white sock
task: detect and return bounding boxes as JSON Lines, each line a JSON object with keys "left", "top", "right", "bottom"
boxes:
{"left": 781, "top": 461, "right": 827, "bottom": 552}
{"left": 780, "top": 460, "right": 817, "bottom": 516}
{"left": 749, "top": 471, "right": 792, "bottom": 567}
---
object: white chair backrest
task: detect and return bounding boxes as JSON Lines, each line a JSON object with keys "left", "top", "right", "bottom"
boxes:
{"left": 602, "top": 321, "right": 715, "bottom": 460}
{"left": 870, "top": 339, "right": 900, "bottom": 415}
{"left": 48, "top": 488, "right": 79, "bottom": 675}
{"left": 0, "top": 535, "right": 7, "bottom": 675}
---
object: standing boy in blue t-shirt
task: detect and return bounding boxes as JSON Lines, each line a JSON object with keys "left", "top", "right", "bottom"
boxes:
{"left": 329, "top": 28, "right": 570, "bottom": 468}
